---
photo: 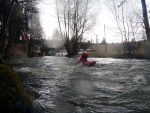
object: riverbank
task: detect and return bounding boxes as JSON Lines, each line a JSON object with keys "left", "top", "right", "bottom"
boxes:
{"left": 13, "top": 44, "right": 28, "bottom": 58}
{"left": 9, "top": 42, "right": 150, "bottom": 59}
{"left": 72, "top": 51, "right": 145, "bottom": 60}
{"left": 0, "top": 64, "right": 32, "bottom": 113}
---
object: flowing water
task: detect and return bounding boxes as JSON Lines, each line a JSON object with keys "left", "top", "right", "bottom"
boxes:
{"left": 5, "top": 56, "right": 150, "bottom": 113}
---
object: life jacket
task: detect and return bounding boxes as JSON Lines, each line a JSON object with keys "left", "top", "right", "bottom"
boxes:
{"left": 77, "top": 52, "right": 88, "bottom": 64}
{"left": 81, "top": 53, "right": 88, "bottom": 63}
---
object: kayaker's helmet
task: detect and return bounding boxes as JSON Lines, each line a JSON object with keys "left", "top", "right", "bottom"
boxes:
{"left": 82, "top": 51, "right": 88, "bottom": 58}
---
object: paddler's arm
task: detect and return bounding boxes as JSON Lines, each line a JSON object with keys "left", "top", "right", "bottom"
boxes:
{"left": 76, "top": 57, "right": 82, "bottom": 65}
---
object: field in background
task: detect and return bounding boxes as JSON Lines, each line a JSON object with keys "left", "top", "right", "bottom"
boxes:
{"left": 77, "top": 42, "right": 146, "bottom": 58}
{"left": 90, "top": 44, "right": 118, "bottom": 57}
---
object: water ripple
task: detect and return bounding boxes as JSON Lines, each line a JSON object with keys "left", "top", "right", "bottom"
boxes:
{"left": 6, "top": 57, "right": 150, "bottom": 113}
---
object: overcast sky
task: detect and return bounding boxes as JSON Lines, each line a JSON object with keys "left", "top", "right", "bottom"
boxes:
{"left": 38, "top": 0, "right": 150, "bottom": 43}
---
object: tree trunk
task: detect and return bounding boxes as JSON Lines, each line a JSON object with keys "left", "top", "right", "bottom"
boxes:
{"left": 141, "top": 0, "right": 150, "bottom": 40}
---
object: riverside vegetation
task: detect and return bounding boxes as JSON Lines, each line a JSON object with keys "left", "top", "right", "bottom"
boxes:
{"left": 0, "top": 63, "right": 32, "bottom": 113}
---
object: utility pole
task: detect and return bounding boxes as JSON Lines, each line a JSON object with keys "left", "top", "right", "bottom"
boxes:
{"left": 94, "top": 34, "right": 98, "bottom": 53}
{"left": 104, "top": 24, "right": 107, "bottom": 53}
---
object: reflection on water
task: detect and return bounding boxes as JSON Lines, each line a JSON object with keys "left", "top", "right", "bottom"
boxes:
{"left": 74, "top": 79, "right": 92, "bottom": 94}
{"left": 6, "top": 57, "right": 150, "bottom": 113}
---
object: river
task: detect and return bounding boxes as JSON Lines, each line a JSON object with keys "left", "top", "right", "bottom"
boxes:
{"left": 5, "top": 56, "right": 150, "bottom": 113}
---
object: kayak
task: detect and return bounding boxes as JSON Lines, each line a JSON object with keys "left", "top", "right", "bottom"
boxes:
{"left": 82, "top": 60, "right": 96, "bottom": 67}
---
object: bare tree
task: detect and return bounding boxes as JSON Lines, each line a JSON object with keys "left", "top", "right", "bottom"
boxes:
{"left": 105, "top": 0, "right": 143, "bottom": 56}
{"left": 106, "top": 0, "right": 150, "bottom": 41}
{"left": 55, "top": 0, "right": 97, "bottom": 57}
{"left": 28, "top": 11, "right": 44, "bottom": 56}
{"left": 51, "top": 29, "right": 62, "bottom": 40}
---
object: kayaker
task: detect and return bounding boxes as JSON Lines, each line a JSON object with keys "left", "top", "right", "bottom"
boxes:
{"left": 77, "top": 51, "right": 96, "bottom": 66}
{"left": 77, "top": 51, "right": 88, "bottom": 64}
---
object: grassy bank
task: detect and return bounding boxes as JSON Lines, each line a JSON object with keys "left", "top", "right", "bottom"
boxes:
{"left": 74, "top": 51, "right": 145, "bottom": 59}
{"left": 0, "top": 64, "right": 32, "bottom": 113}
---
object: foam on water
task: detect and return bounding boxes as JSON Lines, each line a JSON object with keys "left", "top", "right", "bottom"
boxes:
{"left": 18, "top": 67, "right": 31, "bottom": 72}
{"left": 7, "top": 57, "right": 150, "bottom": 113}
{"left": 133, "top": 74, "right": 147, "bottom": 85}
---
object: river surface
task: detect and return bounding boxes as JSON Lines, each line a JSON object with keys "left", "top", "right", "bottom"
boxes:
{"left": 5, "top": 56, "right": 150, "bottom": 113}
